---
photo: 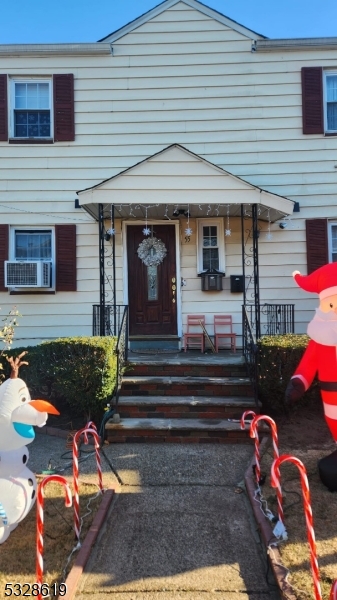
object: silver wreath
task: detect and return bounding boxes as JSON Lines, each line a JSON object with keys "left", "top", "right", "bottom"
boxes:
{"left": 137, "top": 237, "right": 167, "bottom": 267}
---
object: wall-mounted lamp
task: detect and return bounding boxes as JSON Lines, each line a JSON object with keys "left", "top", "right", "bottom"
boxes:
{"left": 172, "top": 209, "right": 190, "bottom": 218}
{"left": 104, "top": 232, "right": 111, "bottom": 241}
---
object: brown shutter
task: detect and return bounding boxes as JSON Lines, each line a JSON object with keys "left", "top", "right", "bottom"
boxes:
{"left": 0, "top": 225, "right": 9, "bottom": 292}
{"left": 0, "top": 75, "right": 8, "bottom": 142}
{"left": 55, "top": 224, "right": 77, "bottom": 291}
{"left": 301, "top": 67, "right": 324, "bottom": 134}
{"left": 53, "top": 74, "right": 74, "bottom": 142}
{"left": 306, "top": 218, "right": 328, "bottom": 274}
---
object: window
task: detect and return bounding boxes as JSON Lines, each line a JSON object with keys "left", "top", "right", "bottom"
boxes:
{"left": 197, "top": 219, "right": 225, "bottom": 273}
{"left": 329, "top": 222, "right": 337, "bottom": 262}
{"left": 10, "top": 228, "right": 54, "bottom": 288}
{"left": 11, "top": 80, "right": 52, "bottom": 139}
{"left": 0, "top": 224, "right": 76, "bottom": 292}
{"left": 324, "top": 73, "right": 337, "bottom": 133}
{"left": 302, "top": 67, "right": 337, "bottom": 135}
{"left": 0, "top": 74, "right": 74, "bottom": 143}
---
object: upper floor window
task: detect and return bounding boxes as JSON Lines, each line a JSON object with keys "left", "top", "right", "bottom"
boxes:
{"left": 197, "top": 219, "right": 225, "bottom": 273}
{"left": 324, "top": 73, "right": 337, "bottom": 134}
{"left": 329, "top": 222, "right": 337, "bottom": 262}
{"left": 12, "top": 80, "right": 52, "bottom": 139}
{"left": 0, "top": 73, "right": 74, "bottom": 143}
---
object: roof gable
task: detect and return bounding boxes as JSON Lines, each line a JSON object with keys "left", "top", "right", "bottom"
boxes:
{"left": 77, "top": 144, "right": 294, "bottom": 221}
{"left": 99, "top": 0, "right": 266, "bottom": 43}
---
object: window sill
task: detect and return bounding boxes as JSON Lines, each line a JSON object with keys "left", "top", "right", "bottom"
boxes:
{"left": 9, "top": 290, "right": 55, "bottom": 295}
{"left": 9, "top": 138, "right": 53, "bottom": 144}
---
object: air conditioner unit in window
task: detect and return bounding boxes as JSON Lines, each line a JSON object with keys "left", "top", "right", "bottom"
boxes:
{"left": 5, "top": 261, "right": 51, "bottom": 288}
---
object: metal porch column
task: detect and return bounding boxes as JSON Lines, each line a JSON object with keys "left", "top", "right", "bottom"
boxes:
{"left": 98, "top": 203, "right": 105, "bottom": 336}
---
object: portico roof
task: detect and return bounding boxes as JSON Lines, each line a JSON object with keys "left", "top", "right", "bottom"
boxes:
{"left": 77, "top": 144, "right": 295, "bottom": 222}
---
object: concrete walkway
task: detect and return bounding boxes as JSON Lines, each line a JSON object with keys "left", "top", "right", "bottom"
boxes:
{"left": 30, "top": 434, "right": 279, "bottom": 600}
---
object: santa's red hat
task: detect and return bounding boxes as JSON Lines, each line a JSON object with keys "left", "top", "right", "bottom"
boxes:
{"left": 293, "top": 263, "right": 337, "bottom": 300}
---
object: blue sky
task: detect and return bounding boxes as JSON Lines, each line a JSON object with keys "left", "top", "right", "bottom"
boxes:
{"left": 1, "top": 0, "right": 336, "bottom": 44}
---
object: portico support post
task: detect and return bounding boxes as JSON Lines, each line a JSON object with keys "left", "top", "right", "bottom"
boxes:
{"left": 252, "top": 203, "right": 260, "bottom": 340}
{"left": 98, "top": 203, "right": 105, "bottom": 336}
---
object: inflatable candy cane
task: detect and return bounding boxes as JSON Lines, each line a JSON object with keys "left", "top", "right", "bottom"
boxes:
{"left": 36, "top": 475, "right": 72, "bottom": 600}
{"left": 271, "top": 455, "right": 322, "bottom": 600}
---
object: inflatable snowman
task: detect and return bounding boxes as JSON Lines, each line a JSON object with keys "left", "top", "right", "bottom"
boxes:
{"left": 0, "top": 352, "right": 59, "bottom": 543}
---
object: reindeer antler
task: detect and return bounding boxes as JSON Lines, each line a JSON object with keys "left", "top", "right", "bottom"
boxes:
{"left": 7, "top": 351, "right": 29, "bottom": 379}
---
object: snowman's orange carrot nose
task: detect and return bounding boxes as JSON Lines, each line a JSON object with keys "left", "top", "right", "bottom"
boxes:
{"left": 29, "top": 400, "right": 60, "bottom": 415}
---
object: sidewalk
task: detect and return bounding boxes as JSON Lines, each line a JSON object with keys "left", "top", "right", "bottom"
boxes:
{"left": 30, "top": 434, "right": 280, "bottom": 600}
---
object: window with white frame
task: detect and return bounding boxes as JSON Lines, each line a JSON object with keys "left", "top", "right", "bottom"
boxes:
{"left": 324, "top": 72, "right": 337, "bottom": 133}
{"left": 10, "top": 80, "right": 52, "bottom": 139}
{"left": 197, "top": 219, "right": 225, "bottom": 273}
{"left": 329, "top": 222, "right": 337, "bottom": 262}
{"left": 8, "top": 228, "right": 54, "bottom": 288}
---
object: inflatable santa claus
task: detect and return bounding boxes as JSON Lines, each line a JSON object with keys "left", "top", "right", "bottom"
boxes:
{"left": 286, "top": 262, "right": 337, "bottom": 441}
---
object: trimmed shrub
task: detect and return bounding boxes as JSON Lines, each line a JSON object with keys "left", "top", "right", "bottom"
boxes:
{"left": 257, "top": 334, "right": 320, "bottom": 413}
{"left": 0, "top": 336, "right": 117, "bottom": 420}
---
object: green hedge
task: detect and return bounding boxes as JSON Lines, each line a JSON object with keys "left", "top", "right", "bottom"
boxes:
{"left": 0, "top": 336, "right": 117, "bottom": 421}
{"left": 257, "top": 334, "right": 320, "bottom": 413}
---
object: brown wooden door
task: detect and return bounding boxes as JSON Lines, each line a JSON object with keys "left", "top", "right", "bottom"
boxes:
{"left": 127, "top": 225, "right": 177, "bottom": 336}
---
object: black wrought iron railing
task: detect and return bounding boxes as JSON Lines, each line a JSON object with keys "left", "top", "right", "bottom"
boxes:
{"left": 242, "top": 303, "right": 294, "bottom": 408}
{"left": 93, "top": 304, "right": 129, "bottom": 423}
{"left": 92, "top": 304, "right": 128, "bottom": 337}
{"left": 242, "top": 305, "right": 259, "bottom": 408}
{"left": 112, "top": 305, "right": 129, "bottom": 415}
{"left": 245, "top": 303, "right": 295, "bottom": 339}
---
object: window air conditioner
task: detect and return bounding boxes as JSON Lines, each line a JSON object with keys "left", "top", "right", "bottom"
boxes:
{"left": 5, "top": 261, "right": 51, "bottom": 288}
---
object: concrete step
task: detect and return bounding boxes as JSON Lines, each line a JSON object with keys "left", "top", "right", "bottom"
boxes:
{"left": 117, "top": 395, "right": 257, "bottom": 420}
{"left": 105, "top": 417, "right": 268, "bottom": 444}
{"left": 120, "top": 375, "right": 253, "bottom": 397}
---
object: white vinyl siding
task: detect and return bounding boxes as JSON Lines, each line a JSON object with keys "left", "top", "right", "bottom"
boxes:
{"left": 0, "top": 0, "right": 337, "bottom": 342}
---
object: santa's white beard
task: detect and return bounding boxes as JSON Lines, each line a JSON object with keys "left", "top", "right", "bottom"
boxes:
{"left": 307, "top": 308, "right": 337, "bottom": 346}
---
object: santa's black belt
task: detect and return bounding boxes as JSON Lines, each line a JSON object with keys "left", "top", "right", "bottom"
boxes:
{"left": 320, "top": 381, "right": 337, "bottom": 391}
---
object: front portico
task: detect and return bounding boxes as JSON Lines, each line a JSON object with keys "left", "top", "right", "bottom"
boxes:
{"left": 77, "top": 144, "right": 295, "bottom": 348}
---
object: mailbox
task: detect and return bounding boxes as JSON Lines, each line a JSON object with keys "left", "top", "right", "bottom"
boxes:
{"left": 230, "top": 275, "right": 244, "bottom": 293}
{"left": 199, "top": 269, "right": 225, "bottom": 291}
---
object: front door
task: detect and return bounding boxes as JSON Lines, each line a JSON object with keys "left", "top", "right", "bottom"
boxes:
{"left": 127, "top": 224, "right": 177, "bottom": 336}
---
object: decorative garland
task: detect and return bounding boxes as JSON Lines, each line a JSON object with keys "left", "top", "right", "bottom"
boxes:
{"left": 137, "top": 237, "right": 167, "bottom": 267}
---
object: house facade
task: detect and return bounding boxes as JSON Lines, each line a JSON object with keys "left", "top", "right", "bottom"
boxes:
{"left": 0, "top": 0, "right": 336, "bottom": 348}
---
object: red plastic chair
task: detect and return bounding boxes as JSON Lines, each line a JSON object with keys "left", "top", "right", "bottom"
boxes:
{"left": 214, "top": 315, "right": 236, "bottom": 353}
{"left": 183, "top": 315, "right": 205, "bottom": 352}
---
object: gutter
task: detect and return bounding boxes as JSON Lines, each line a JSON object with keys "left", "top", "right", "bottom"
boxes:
{"left": 253, "top": 37, "right": 337, "bottom": 52}
{"left": 0, "top": 43, "right": 113, "bottom": 57}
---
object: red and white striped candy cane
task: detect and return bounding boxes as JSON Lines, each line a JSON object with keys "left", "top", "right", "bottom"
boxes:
{"left": 84, "top": 421, "right": 97, "bottom": 443}
{"left": 271, "top": 455, "right": 322, "bottom": 600}
{"left": 73, "top": 427, "right": 103, "bottom": 540}
{"left": 240, "top": 410, "right": 256, "bottom": 431}
{"left": 36, "top": 475, "right": 72, "bottom": 600}
{"left": 330, "top": 580, "right": 337, "bottom": 600}
{"left": 251, "top": 415, "right": 284, "bottom": 524}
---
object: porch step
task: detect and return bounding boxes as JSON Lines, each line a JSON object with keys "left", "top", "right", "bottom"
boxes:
{"left": 118, "top": 395, "right": 256, "bottom": 420}
{"left": 120, "top": 375, "right": 253, "bottom": 397}
{"left": 105, "top": 417, "right": 268, "bottom": 444}
{"left": 105, "top": 352, "right": 259, "bottom": 444}
{"left": 128, "top": 360, "right": 245, "bottom": 378}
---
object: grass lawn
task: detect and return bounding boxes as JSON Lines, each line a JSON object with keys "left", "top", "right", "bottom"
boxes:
{"left": 0, "top": 478, "right": 102, "bottom": 595}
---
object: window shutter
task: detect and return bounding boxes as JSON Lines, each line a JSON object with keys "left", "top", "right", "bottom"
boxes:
{"left": 0, "top": 75, "right": 8, "bottom": 142}
{"left": 53, "top": 74, "right": 74, "bottom": 142}
{"left": 306, "top": 218, "right": 328, "bottom": 274}
{"left": 55, "top": 224, "right": 77, "bottom": 291}
{"left": 0, "top": 224, "right": 9, "bottom": 292}
{"left": 301, "top": 67, "right": 324, "bottom": 134}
